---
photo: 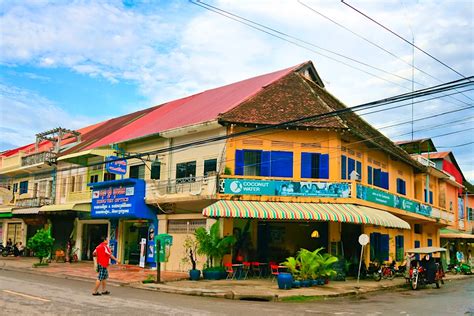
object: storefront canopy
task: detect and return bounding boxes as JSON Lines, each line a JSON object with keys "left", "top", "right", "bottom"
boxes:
{"left": 203, "top": 201, "right": 410, "bottom": 229}
{"left": 0, "top": 206, "right": 13, "bottom": 218}
{"left": 12, "top": 208, "right": 41, "bottom": 215}
{"left": 40, "top": 203, "right": 90, "bottom": 213}
{"left": 440, "top": 227, "right": 474, "bottom": 240}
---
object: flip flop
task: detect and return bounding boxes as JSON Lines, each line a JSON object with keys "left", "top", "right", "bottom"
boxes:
{"left": 102, "top": 291, "right": 110, "bottom": 295}
{"left": 92, "top": 292, "right": 102, "bottom": 296}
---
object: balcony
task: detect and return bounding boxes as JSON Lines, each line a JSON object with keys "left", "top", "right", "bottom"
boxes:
{"left": 66, "top": 190, "right": 92, "bottom": 203}
{"left": 145, "top": 175, "right": 218, "bottom": 203}
{"left": 21, "top": 151, "right": 56, "bottom": 167}
{"left": 15, "top": 196, "right": 52, "bottom": 208}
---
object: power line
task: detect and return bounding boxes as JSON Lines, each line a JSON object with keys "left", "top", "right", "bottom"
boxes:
{"left": 298, "top": 0, "right": 472, "bottom": 107}
{"left": 340, "top": 0, "right": 470, "bottom": 80}
{"left": 438, "top": 142, "right": 474, "bottom": 149}
{"left": 189, "top": 0, "right": 413, "bottom": 90}
{"left": 2, "top": 75, "right": 472, "bottom": 181}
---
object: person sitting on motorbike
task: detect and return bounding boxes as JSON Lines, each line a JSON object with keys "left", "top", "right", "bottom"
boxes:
{"left": 6, "top": 238, "right": 12, "bottom": 247}
{"left": 422, "top": 254, "right": 436, "bottom": 283}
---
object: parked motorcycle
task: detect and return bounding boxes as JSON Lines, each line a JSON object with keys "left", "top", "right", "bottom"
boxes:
{"left": 407, "top": 246, "right": 446, "bottom": 290}
{"left": 373, "top": 263, "right": 396, "bottom": 281}
{"left": 1, "top": 245, "right": 15, "bottom": 257}
{"left": 450, "top": 262, "right": 472, "bottom": 275}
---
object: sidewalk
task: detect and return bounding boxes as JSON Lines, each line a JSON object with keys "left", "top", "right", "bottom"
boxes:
{"left": 1, "top": 257, "right": 471, "bottom": 301}
{"left": 131, "top": 273, "right": 473, "bottom": 302}
{"left": 0, "top": 257, "right": 187, "bottom": 285}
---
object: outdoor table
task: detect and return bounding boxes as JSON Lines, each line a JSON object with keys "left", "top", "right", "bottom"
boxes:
{"left": 232, "top": 263, "right": 244, "bottom": 279}
{"left": 256, "top": 262, "right": 268, "bottom": 277}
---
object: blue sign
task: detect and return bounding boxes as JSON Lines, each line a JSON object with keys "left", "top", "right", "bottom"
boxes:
{"left": 222, "top": 178, "right": 351, "bottom": 198}
{"left": 105, "top": 156, "right": 127, "bottom": 175}
{"left": 89, "top": 178, "right": 155, "bottom": 219}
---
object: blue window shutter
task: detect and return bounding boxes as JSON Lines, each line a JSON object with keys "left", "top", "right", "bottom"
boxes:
{"left": 348, "top": 158, "right": 355, "bottom": 175}
{"left": 235, "top": 150, "right": 244, "bottom": 175}
{"left": 373, "top": 168, "right": 381, "bottom": 187}
{"left": 301, "top": 153, "right": 312, "bottom": 178}
{"left": 368, "top": 166, "right": 373, "bottom": 185}
{"left": 370, "top": 233, "right": 376, "bottom": 261}
{"left": 396, "top": 178, "right": 400, "bottom": 193}
{"left": 380, "top": 171, "right": 389, "bottom": 189}
{"left": 356, "top": 161, "right": 362, "bottom": 178}
{"left": 260, "top": 151, "right": 271, "bottom": 176}
{"left": 381, "top": 234, "right": 389, "bottom": 261}
{"left": 341, "top": 155, "right": 347, "bottom": 179}
{"left": 402, "top": 180, "right": 406, "bottom": 195}
{"left": 429, "top": 191, "right": 433, "bottom": 204}
{"left": 427, "top": 239, "right": 433, "bottom": 247}
{"left": 319, "top": 154, "right": 329, "bottom": 179}
{"left": 424, "top": 189, "right": 427, "bottom": 202}
{"left": 270, "top": 151, "right": 293, "bottom": 178}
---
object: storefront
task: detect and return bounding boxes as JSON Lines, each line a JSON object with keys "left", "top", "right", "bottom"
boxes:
{"left": 89, "top": 178, "right": 157, "bottom": 267}
{"left": 203, "top": 200, "right": 411, "bottom": 266}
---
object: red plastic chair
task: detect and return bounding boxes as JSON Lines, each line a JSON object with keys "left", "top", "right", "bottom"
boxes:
{"left": 270, "top": 264, "right": 280, "bottom": 281}
{"left": 236, "top": 255, "right": 244, "bottom": 263}
{"left": 251, "top": 262, "right": 261, "bottom": 278}
{"left": 224, "top": 263, "right": 235, "bottom": 280}
{"left": 242, "top": 262, "right": 251, "bottom": 279}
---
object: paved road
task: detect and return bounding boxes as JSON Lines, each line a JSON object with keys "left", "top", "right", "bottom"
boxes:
{"left": 0, "top": 269, "right": 472, "bottom": 315}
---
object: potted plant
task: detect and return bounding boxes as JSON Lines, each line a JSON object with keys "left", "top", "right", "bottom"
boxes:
{"left": 282, "top": 256, "right": 300, "bottom": 288}
{"left": 195, "top": 222, "right": 235, "bottom": 280}
{"left": 297, "top": 248, "right": 319, "bottom": 287}
{"left": 27, "top": 228, "right": 54, "bottom": 266}
{"left": 182, "top": 235, "right": 200, "bottom": 281}
{"left": 315, "top": 252, "right": 338, "bottom": 285}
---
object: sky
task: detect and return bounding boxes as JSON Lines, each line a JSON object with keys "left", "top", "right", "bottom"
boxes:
{"left": 0, "top": 0, "right": 473, "bottom": 181}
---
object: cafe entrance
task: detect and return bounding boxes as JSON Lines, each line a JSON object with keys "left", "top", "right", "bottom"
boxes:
{"left": 121, "top": 220, "right": 149, "bottom": 265}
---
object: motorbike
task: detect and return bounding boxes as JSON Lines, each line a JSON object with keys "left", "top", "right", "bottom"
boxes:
{"left": 406, "top": 246, "right": 446, "bottom": 290}
{"left": 373, "top": 263, "right": 396, "bottom": 281}
{"left": 450, "top": 262, "right": 472, "bottom": 275}
{"left": 1, "top": 245, "right": 15, "bottom": 257}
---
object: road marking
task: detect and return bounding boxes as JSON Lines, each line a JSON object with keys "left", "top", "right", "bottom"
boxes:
{"left": 2, "top": 290, "right": 51, "bottom": 302}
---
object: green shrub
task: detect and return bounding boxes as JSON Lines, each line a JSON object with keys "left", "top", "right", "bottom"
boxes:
{"left": 195, "top": 222, "right": 235, "bottom": 268}
{"left": 27, "top": 228, "right": 54, "bottom": 264}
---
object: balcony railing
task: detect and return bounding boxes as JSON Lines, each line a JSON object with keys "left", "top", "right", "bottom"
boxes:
{"left": 146, "top": 175, "right": 218, "bottom": 201}
{"left": 15, "top": 196, "right": 52, "bottom": 208}
{"left": 66, "top": 190, "right": 92, "bottom": 203}
{"left": 21, "top": 151, "right": 56, "bottom": 167}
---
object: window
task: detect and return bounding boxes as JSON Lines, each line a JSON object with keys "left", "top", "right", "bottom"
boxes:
{"left": 60, "top": 178, "right": 67, "bottom": 197}
{"left": 168, "top": 219, "right": 206, "bottom": 234}
{"left": 370, "top": 233, "right": 389, "bottom": 262}
{"left": 396, "top": 178, "right": 406, "bottom": 195}
{"left": 341, "top": 155, "right": 361, "bottom": 180}
{"left": 13, "top": 183, "right": 18, "bottom": 193}
{"left": 19, "top": 181, "right": 28, "bottom": 194}
{"left": 104, "top": 173, "right": 116, "bottom": 181}
{"left": 151, "top": 162, "right": 161, "bottom": 180}
{"left": 176, "top": 161, "right": 196, "bottom": 180}
{"left": 130, "top": 164, "right": 145, "bottom": 179}
{"left": 203, "top": 159, "right": 217, "bottom": 177}
{"left": 414, "top": 224, "right": 422, "bottom": 234}
{"left": 424, "top": 189, "right": 433, "bottom": 204}
{"left": 70, "top": 176, "right": 76, "bottom": 193}
{"left": 427, "top": 239, "right": 433, "bottom": 247}
{"left": 468, "top": 207, "right": 474, "bottom": 221}
{"left": 235, "top": 150, "right": 293, "bottom": 178}
{"left": 395, "top": 235, "right": 404, "bottom": 261}
{"left": 89, "top": 174, "right": 99, "bottom": 184}
{"left": 302, "top": 152, "right": 329, "bottom": 179}
{"left": 367, "top": 166, "right": 389, "bottom": 190}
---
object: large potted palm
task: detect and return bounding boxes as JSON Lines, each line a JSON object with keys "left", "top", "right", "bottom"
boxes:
{"left": 195, "top": 222, "right": 235, "bottom": 280}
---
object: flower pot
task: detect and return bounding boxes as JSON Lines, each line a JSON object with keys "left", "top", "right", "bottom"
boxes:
{"left": 189, "top": 269, "right": 201, "bottom": 281}
{"left": 301, "top": 280, "right": 311, "bottom": 287}
{"left": 311, "top": 279, "right": 318, "bottom": 286}
{"left": 292, "top": 280, "right": 301, "bottom": 288}
{"left": 277, "top": 273, "right": 293, "bottom": 290}
{"left": 203, "top": 270, "right": 225, "bottom": 280}
{"left": 317, "top": 278, "right": 325, "bottom": 285}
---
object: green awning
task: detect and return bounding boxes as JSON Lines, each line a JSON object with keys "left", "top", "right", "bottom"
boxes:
{"left": 0, "top": 206, "right": 13, "bottom": 218}
{"left": 203, "top": 201, "right": 410, "bottom": 229}
{"left": 440, "top": 227, "right": 474, "bottom": 240}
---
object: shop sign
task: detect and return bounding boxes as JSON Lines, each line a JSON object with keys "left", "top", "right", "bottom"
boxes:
{"left": 89, "top": 179, "right": 155, "bottom": 219}
{"left": 105, "top": 156, "right": 127, "bottom": 175}
{"left": 356, "top": 184, "right": 432, "bottom": 217}
{"left": 222, "top": 178, "right": 351, "bottom": 198}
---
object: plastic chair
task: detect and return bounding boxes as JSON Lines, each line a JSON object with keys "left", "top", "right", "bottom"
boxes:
{"left": 251, "top": 262, "right": 261, "bottom": 278}
{"left": 270, "top": 264, "right": 280, "bottom": 281}
{"left": 224, "top": 263, "right": 235, "bottom": 280}
{"left": 242, "top": 262, "right": 251, "bottom": 279}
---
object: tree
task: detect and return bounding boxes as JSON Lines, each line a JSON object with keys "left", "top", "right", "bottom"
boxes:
{"left": 27, "top": 228, "right": 54, "bottom": 264}
{"left": 195, "top": 222, "right": 235, "bottom": 268}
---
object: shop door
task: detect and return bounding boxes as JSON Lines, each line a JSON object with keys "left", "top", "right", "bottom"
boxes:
{"left": 7, "top": 223, "right": 22, "bottom": 244}
{"left": 341, "top": 223, "right": 362, "bottom": 261}
{"left": 123, "top": 222, "right": 148, "bottom": 265}
{"left": 82, "top": 224, "right": 108, "bottom": 260}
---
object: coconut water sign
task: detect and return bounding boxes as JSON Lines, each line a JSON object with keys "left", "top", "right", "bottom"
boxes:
{"left": 105, "top": 156, "right": 127, "bottom": 175}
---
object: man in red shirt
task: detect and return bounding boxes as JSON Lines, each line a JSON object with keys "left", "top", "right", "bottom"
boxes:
{"left": 92, "top": 237, "right": 118, "bottom": 296}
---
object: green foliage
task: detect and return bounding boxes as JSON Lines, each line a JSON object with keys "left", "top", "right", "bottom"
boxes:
{"left": 143, "top": 274, "right": 155, "bottom": 283}
{"left": 182, "top": 235, "right": 199, "bottom": 270}
{"left": 224, "top": 166, "right": 232, "bottom": 175}
{"left": 282, "top": 247, "right": 338, "bottom": 280}
{"left": 27, "top": 228, "right": 54, "bottom": 264}
{"left": 195, "top": 222, "right": 235, "bottom": 268}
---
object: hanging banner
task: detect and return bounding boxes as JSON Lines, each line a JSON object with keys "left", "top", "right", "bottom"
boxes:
{"left": 105, "top": 156, "right": 127, "bottom": 175}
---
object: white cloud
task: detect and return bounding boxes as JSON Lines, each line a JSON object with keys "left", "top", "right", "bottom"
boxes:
{"left": 0, "top": 84, "right": 98, "bottom": 149}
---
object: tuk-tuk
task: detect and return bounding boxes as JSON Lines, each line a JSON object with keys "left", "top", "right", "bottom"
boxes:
{"left": 405, "top": 246, "right": 446, "bottom": 290}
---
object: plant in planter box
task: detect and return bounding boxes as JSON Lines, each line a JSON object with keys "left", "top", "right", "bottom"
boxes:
{"left": 182, "top": 235, "right": 201, "bottom": 280}
{"left": 195, "top": 222, "right": 235, "bottom": 280}
{"left": 315, "top": 252, "right": 338, "bottom": 284}
{"left": 27, "top": 228, "right": 54, "bottom": 265}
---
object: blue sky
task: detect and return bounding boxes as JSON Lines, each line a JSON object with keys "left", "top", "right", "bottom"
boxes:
{"left": 0, "top": 0, "right": 473, "bottom": 180}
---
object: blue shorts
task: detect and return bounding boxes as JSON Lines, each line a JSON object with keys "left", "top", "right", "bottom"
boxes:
{"left": 97, "top": 265, "right": 109, "bottom": 281}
